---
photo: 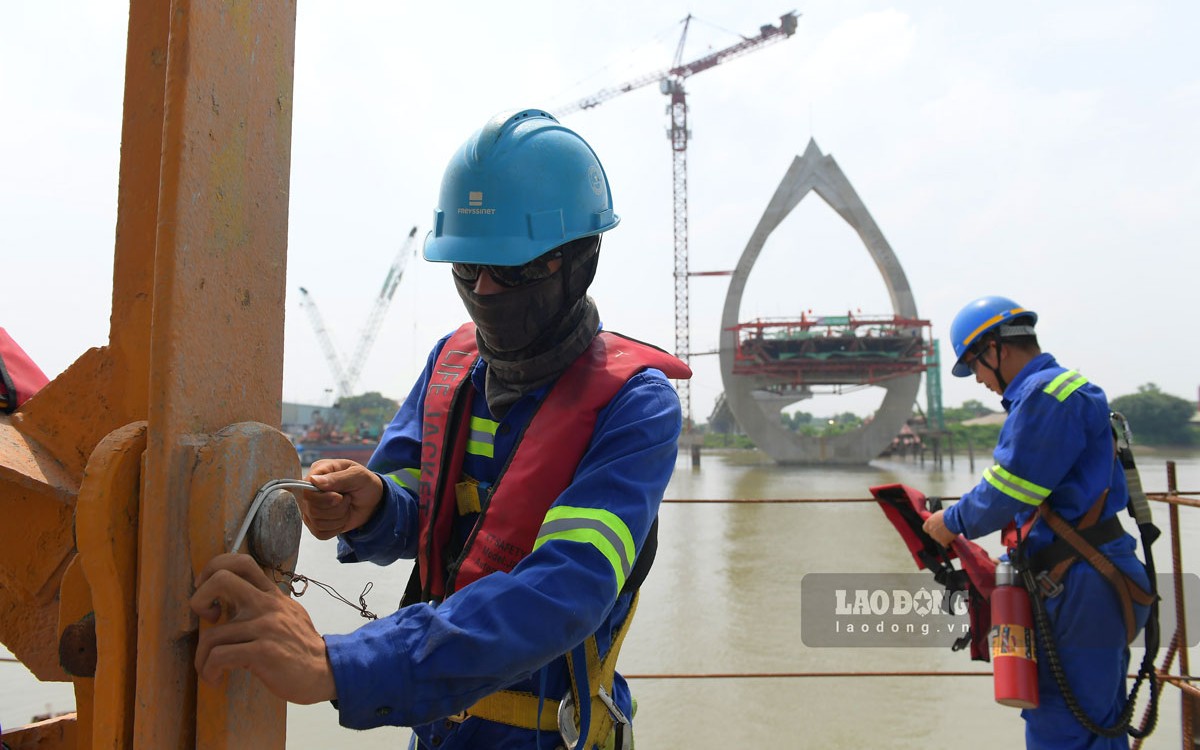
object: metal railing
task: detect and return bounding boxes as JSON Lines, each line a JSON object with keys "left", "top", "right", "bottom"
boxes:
{"left": 654, "top": 461, "right": 1198, "bottom": 748}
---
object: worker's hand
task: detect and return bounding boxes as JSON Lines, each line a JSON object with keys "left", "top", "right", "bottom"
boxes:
{"left": 923, "top": 509, "right": 958, "bottom": 547}
{"left": 300, "top": 459, "right": 384, "bottom": 539}
{"left": 190, "top": 553, "right": 336, "bottom": 704}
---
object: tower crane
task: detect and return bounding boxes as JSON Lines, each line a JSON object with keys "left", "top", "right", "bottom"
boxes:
{"left": 555, "top": 11, "right": 799, "bottom": 429}
{"left": 299, "top": 225, "right": 419, "bottom": 402}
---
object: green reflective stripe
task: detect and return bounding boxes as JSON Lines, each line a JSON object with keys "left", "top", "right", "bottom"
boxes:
{"left": 466, "top": 438, "right": 494, "bottom": 458}
{"left": 470, "top": 416, "right": 499, "bottom": 435}
{"left": 983, "top": 464, "right": 1051, "bottom": 506}
{"left": 385, "top": 467, "right": 420, "bottom": 492}
{"left": 466, "top": 417, "right": 498, "bottom": 458}
{"left": 1044, "top": 370, "right": 1088, "bottom": 402}
{"left": 533, "top": 506, "right": 636, "bottom": 590}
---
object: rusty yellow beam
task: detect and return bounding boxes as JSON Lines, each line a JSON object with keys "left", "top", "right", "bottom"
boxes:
{"left": 0, "top": 422, "right": 76, "bottom": 681}
{"left": 134, "top": 1, "right": 297, "bottom": 747}
{"left": 1, "top": 1, "right": 299, "bottom": 748}
{"left": 0, "top": 0, "right": 168, "bottom": 686}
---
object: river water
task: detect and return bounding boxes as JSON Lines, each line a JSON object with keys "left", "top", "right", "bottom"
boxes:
{"left": 3, "top": 449, "right": 1198, "bottom": 748}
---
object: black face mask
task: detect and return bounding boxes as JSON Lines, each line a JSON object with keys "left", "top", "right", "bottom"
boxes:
{"left": 452, "top": 237, "right": 600, "bottom": 358}
{"left": 453, "top": 270, "right": 567, "bottom": 355}
{"left": 452, "top": 238, "right": 602, "bottom": 416}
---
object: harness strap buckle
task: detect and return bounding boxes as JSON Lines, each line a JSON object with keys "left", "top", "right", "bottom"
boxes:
{"left": 1034, "top": 570, "right": 1064, "bottom": 599}
{"left": 445, "top": 710, "right": 468, "bottom": 724}
{"left": 557, "top": 693, "right": 580, "bottom": 747}
{"left": 597, "top": 685, "right": 629, "bottom": 726}
{"left": 558, "top": 686, "right": 632, "bottom": 750}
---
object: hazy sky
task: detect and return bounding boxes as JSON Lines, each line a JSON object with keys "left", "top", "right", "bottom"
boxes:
{"left": 3, "top": 2, "right": 1198, "bottom": 425}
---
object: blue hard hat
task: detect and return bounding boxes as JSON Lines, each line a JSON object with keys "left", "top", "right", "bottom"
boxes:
{"left": 949, "top": 296, "right": 1038, "bottom": 377}
{"left": 423, "top": 109, "right": 620, "bottom": 266}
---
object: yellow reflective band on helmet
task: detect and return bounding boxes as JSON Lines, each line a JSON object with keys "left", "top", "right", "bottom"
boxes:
{"left": 983, "top": 464, "right": 1051, "bottom": 506}
{"left": 466, "top": 416, "right": 499, "bottom": 458}
{"left": 961, "top": 307, "right": 1029, "bottom": 349}
{"left": 385, "top": 467, "right": 421, "bottom": 493}
{"left": 533, "top": 506, "right": 636, "bottom": 591}
{"left": 1043, "top": 370, "right": 1088, "bottom": 402}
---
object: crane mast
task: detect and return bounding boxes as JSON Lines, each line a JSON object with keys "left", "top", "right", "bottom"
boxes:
{"left": 556, "top": 11, "right": 799, "bottom": 429}
{"left": 666, "top": 79, "right": 690, "bottom": 413}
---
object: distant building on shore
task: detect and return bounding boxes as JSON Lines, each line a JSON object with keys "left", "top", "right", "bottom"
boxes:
{"left": 282, "top": 402, "right": 338, "bottom": 438}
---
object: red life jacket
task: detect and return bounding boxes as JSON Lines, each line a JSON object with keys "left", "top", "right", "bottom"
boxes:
{"left": 415, "top": 323, "right": 691, "bottom": 601}
{"left": 872, "top": 483, "right": 997, "bottom": 661}
{"left": 0, "top": 328, "right": 50, "bottom": 414}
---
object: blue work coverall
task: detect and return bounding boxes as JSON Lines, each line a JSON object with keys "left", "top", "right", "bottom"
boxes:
{"left": 943, "top": 353, "right": 1151, "bottom": 749}
{"left": 322, "top": 331, "right": 682, "bottom": 749}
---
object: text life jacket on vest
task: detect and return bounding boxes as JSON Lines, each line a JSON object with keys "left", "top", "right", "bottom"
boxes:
{"left": 0, "top": 328, "right": 50, "bottom": 414}
{"left": 872, "top": 483, "right": 997, "bottom": 661}
{"left": 415, "top": 323, "right": 691, "bottom": 602}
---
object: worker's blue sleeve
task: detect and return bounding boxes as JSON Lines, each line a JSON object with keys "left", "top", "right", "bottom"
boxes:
{"left": 943, "top": 387, "right": 1086, "bottom": 539}
{"left": 323, "top": 369, "right": 682, "bottom": 729}
{"left": 334, "top": 477, "right": 418, "bottom": 564}
{"left": 333, "top": 335, "right": 448, "bottom": 565}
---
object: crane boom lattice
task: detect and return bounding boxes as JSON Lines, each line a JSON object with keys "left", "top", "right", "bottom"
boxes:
{"left": 344, "top": 226, "right": 419, "bottom": 393}
{"left": 300, "top": 225, "right": 419, "bottom": 402}
{"left": 298, "top": 286, "right": 352, "bottom": 400}
{"left": 554, "top": 12, "right": 799, "bottom": 429}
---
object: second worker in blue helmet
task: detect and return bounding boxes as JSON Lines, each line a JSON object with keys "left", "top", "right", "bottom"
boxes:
{"left": 924, "top": 296, "right": 1155, "bottom": 750}
{"left": 191, "top": 109, "right": 691, "bottom": 750}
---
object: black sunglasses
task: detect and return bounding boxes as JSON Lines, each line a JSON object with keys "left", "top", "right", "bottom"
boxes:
{"left": 452, "top": 248, "right": 563, "bottom": 288}
{"left": 963, "top": 341, "right": 992, "bottom": 373}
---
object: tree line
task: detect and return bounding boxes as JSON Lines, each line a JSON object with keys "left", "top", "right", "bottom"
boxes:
{"left": 936, "top": 383, "right": 1197, "bottom": 446}
{"left": 706, "top": 382, "right": 1198, "bottom": 448}
{"left": 341, "top": 383, "right": 1198, "bottom": 448}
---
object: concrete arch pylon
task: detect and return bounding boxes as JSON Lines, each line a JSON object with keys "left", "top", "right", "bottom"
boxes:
{"left": 718, "top": 139, "right": 920, "bottom": 464}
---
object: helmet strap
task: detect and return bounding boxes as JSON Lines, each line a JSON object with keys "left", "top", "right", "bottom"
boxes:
{"left": 985, "top": 336, "right": 1009, "bottom": 394}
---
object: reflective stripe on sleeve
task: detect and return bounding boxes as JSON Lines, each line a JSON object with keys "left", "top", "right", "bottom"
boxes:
{"left": 385, "top": 467, "right": 421, "bottom": 493}
{"left": 1043, "top": 370, "right": 1088, "bottom": 402}
{"left": 466, "top": 416, "right": 499, "bottom": 458}
{"left": 983, "top": 464, "right": 1052, "bottom": 506}
{"left": 533, "top": 506, "right": 636, "bottom": 591}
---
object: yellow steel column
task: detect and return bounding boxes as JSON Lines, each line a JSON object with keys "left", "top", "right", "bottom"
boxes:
{"left": 2, "top": 1, "right": 297, "bottom": 746}
{"left": 133, "top": 1, "right": 297, "bottom": 748}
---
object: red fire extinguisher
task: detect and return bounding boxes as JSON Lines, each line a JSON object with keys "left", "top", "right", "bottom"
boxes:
{"left": 991, "top": 560, "right": 1039, "bottom": 708}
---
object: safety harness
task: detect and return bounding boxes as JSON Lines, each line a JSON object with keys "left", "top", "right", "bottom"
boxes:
{"left": 448, "top": 594, "right": 641, "bottom": 749}
{"left": 403, "top": 323, "right": 690, "bottom": 749}
{"left": 1007, "top": 410, "right": 1161, "bottom": 740}
{"left": 1013, "top": 494, "right": 1155, "bottom": 643}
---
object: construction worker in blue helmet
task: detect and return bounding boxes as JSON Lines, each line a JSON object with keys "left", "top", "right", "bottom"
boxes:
{"left": 191, "top": 109, "right": 690, "bottom": 749}
{"left": 924, "top": 296, "right": 1158, "bottom": 749}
